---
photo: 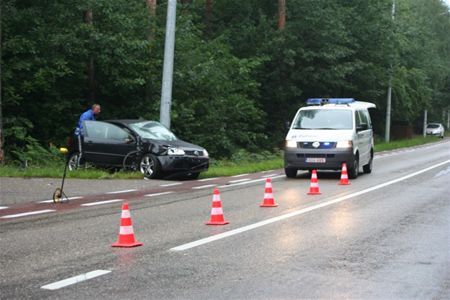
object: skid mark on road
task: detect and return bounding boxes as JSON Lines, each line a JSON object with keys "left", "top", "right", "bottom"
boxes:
{"left": 171, "top": 160, "right": 450, "bottom": 251}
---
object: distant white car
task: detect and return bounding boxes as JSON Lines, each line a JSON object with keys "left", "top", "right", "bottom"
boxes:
{"left": 426, "top": 123, "right": 445, "bottom": 138}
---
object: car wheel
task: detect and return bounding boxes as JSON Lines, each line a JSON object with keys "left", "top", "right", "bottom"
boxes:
{"left": 348, "top": 156, "right": 359, "bottom": 179}
{"left": 363, "top": 156, "right": 373, "bottom": 174}
{"left": 67, "top": 153, "right": 80, "bottom": 171}
{"left": 285, "top": 168, "right": 297, "bottom": 178}
{"left": 140, "top": 154, "right": 161, "bottom": 179}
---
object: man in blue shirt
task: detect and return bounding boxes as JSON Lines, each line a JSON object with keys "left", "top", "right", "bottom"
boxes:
{"left": 74, "top": 104, "right": 101, "bottom": 167}
{"left": 75, "top": 104, "right": 101, "bottom": 136}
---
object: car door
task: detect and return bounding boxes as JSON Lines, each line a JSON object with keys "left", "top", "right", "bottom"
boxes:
{"left": 83, "top": 121, "right": 136, "bottom": 166}
{"left": 355, "top": 110, "right": 371, "bottom": 165}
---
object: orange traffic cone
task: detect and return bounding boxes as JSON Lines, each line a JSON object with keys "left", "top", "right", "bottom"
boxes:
{"left": 307, "top": 170, "right": 322, "bottom": 195}
{"left": 112, "top": 203, "right": 143, "bottom": 248}
{"left": 339, "top": 163, "right": 351, "bottom": 185}
{"left": 260, "top": 178, "right": 278, "bottom": 207}
{"left": 206, "top": 188, "right": 229, "bottom": 225}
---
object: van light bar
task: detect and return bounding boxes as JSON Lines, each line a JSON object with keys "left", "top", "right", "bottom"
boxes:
{"left": 306, "top": 98, "right": 355, "bottom": 105}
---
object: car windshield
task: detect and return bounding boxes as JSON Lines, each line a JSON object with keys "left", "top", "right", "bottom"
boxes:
{"left": 427, "top": 124, "right": 439, "bottom": 129}
{"left": 129, "top": 121, "right": 177, "bottom": 141}
{"left": 293, "top": 109, "right": 353, "bottom": 130}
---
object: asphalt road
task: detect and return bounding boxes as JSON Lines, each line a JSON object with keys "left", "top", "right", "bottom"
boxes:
{"left": 0, "top": 140, "right": 449, "bottom": 299}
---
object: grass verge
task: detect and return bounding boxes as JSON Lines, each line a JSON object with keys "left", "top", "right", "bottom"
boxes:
{"left": 0, "top": 135, "right": 445, "bottom": 179}
{"left": 374, "top": 135, "right": 444, "bottom": 152}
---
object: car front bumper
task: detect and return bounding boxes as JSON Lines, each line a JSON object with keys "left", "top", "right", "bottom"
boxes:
{"left": 284, "top": 148, "right": 355, "bottom": 170}
{"left": 157, "top": 155, "right": 209, "bottom": 173}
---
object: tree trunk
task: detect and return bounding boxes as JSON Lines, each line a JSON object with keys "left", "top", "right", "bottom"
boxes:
{"left": 205, "top": 0, "right": 213, "bottom": 37}
{"left": 84, "top": 10, "right": 95, "bottom": 102}
{"left": 278, "top": 0, "right": 286, "bottom": 30}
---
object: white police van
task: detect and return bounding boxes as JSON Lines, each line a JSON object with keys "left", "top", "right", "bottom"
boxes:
{"left": 284, "top": 98, "right": 376, "bottom": 179}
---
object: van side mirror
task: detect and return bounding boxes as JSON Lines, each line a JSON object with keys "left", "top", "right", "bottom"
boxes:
{"left": 285, "top": 121, "right": 291, "bottom": 131}
{"left": 357, "top": 123, "right": 368, "bottom": 131}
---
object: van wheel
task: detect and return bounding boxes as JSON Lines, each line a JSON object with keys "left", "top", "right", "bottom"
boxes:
{"left": 363, "top": 157, "right": 373, "bottom": 174}
{"left": 348, "top": 157, "right": 359, "bottom": 179}
{"left": 285, "top": 168, "right": 297, "bottom": 178}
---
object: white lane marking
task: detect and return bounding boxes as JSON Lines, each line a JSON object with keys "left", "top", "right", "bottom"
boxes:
{"left": 41, "top": 270, "right": 111, "bottom": 290}
{"left": 38, "top": 196, "right": 83, "bottom": 203}
{"left": 192, "top": 184, "right": 216, "bottom": 190}
{"left": 160, "top": 182, "right": 182, "bottom": 187}
{"left": 171, "top": 160, "right": 450, "bottom": 251}
{"left": 145, "top": 191, "right": 174, "bottom": 197}
{"left": 219, "top": 175, "right": 285, "bottom": 189}
{"left": 0, "top": 206, "right": 8, "bottom": 210}
{"left": 228, "top": 178, "right": 251, "bottom": 184}
{"left": 261, "top": 173, "right": 280, "bottom": 178}
{"left": 231, "top": 173, "right": 249, "bottom": 178}
{"left": 198, "top": 177, "right": 219, "bottom": 182}
{"left": 81, "top": 199, "right": 123, "bottom": 207}
{"left": 262, "top": 170, "right": 275, "bottom": 173}
{"left": 1, "top": 209, "right": 56, "bottom": 219}
{"left": 106, "top": 189, "right": 137, "bottom": 194}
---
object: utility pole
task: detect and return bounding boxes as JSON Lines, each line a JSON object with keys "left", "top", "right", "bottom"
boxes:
{"left": 423, "top": 109, "right": 427, "bottom": 137}
{"left": 385, "top": 0, "right": 396, "bottom": 142}
{"left": 160, "top": 0, "right": 177, "bottom": 129}
{"left": 447, "top": 109, "right": 450, "bottom": 130}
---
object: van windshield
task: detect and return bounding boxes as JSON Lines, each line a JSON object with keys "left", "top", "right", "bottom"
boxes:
{"left": 293, "top": 109, "right": 353, "bottom": 130}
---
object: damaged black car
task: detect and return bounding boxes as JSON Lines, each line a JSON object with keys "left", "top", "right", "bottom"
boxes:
{"left": 67, "top": 119, "right": 209, "bottom": 179}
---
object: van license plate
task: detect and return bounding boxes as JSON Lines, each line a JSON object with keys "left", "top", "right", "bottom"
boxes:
{"left": 306, "top": 157, "right": 326, "bottom": 163}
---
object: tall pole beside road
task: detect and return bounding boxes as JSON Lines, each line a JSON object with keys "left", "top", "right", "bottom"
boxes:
{"left": 423, "top": 109, "right": 427, "bottom": 137}
{"left": 385, "top": 0, "right": 396, "bottom": 142}
{"left": 160, "top": 0, "right": 177, "bottom": 129}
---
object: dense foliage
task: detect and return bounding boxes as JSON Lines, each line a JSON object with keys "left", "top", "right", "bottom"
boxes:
{"left": 1, "top": 0, "right": 449, "bottom": 163}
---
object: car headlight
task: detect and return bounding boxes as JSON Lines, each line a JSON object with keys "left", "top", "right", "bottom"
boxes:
{"left": 336, "top": 140, "right": 353, "bottom": 148}
{"left": 167, "top": 147, "right": 185, "bottom": 156}
{"left": 285, "top": 140, "right": 297, "bottom": 148}
{"left": 203, "top": 149, "right": 209, "bottom": 157}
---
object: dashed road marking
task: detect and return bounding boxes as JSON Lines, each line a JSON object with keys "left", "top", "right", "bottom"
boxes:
{"left": 231, "top": 173, "right": 249, "bottom": 178}
{"left": 0, "top": 206, "right": 8, "bottom": 210}
{"left": 106, "top": 189, "right": 137, "bottom": 194}
{"left": 1, "top": 209, "right": 56, "bottom": 219}
{"left": 160, "top": 182, "right": 183, "bottom": 187}
{"left": 198, "top": 177, "right": 219, "bottom": 182}
{"left": 81, "top": 199, "right": 123, "bottom": 207}
{"left": 219, "top": 175, "right": 285, "bottom": 189}
{"left": 171, "top": 160, "right": 450, "bottom": 251}
{"left": 192, "top": 184, "right": 216, "bottom": 190}
{"left": 145, "top": 191, "right": 174, "bottom": 197}
{"left": 38, "top": 196, "right": 83, "bottom": 203}
{"left": 228, "top": 178, "right": 251, "bottom": 184}
{"left": 41, "top": 270, "right": 111, "bottom": 290}
{"left": 261, "top": 173, "right": 280, "bottom": 178}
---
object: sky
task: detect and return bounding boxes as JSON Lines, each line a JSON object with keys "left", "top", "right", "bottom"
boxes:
{"left": 445, "top": 0, "right": 450, "bottom": 9}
